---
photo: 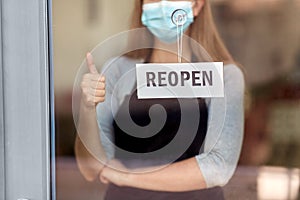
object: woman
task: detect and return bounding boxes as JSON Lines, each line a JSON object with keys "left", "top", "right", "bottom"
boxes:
{"left": 75, "top": 0, "right": 245, "bottom": 199}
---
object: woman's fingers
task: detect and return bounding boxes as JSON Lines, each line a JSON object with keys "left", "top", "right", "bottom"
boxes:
{"left": 99, "top": 171, "right": 110, "bottom": 185}
{"left": 92, "top": 89, "right": 106, "bottom": 98}
{"left": 99, "top": 163, "right": 129, "bottom": 186}
{"left": 81, "top": 82, "right": 106, "bottom": 104}
{"left": 84, "top": 96, "right": 105, "bottom": 104}
{"left": 81, "top": 79, "right": 106, "bottom": 90}
{"left": 82, "top": 73, "right": 105, "bottom": 82}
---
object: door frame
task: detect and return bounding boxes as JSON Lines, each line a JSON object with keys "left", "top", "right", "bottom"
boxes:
{"left": 0, "top": 0, "right": 52, "bottom": 199}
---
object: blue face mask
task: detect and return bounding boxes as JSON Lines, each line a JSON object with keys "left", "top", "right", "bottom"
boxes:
{"left": 141, "top": 1, "right": 194, "bottom": 44}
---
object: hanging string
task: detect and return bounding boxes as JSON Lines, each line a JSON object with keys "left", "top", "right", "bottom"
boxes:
{"left": 176, "top": 16, "right": 184, "bottom": 63}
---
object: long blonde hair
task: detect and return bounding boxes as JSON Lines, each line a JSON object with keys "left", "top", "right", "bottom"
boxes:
{"left": 126, "top": 0, "right": 234, "bottom": 64}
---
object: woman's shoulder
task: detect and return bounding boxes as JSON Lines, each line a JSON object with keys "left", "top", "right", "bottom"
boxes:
{"left": 223, "top": 63, "right": 245, "bottom": 85}
{"left": 102, "top": 56, "right": 143, "bottom": 73}
{"left": 101, "top": 56, "right": 143, "bottom": 82}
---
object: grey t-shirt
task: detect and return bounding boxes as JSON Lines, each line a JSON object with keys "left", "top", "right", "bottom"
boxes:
{"left": 96, "top": 56, "right": 245, "bottom": 188}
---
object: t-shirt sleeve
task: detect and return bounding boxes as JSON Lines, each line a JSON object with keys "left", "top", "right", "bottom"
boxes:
{"left": 96, "top": 57, "right": 139, "bottom": 160}
{"left": 195, "top": 64, "right": 245, "bottom": 188}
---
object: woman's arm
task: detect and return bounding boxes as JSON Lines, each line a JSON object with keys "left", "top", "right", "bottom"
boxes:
{"left": 75, "top": 53, "right": 107, "bottom": 181}
{"left": 195, "top": 64, "right": 245, "bottom": 187}
{"left": 75, "top": 101, "right": 107, "bottom": 182}
{"left": 101, "top": 157, "right": 207, "bottom": 192}
{"left": 100, "top": 64, "right": 245, "bottom": 191}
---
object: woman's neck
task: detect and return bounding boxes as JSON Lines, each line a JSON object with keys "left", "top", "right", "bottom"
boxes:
{"left": 149, "top": 38, "right": 192, "bottom": 63}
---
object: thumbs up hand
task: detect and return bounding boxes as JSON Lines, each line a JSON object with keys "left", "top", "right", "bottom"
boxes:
{"left": 81, "top": 52, "right": 106, "bottom": 107}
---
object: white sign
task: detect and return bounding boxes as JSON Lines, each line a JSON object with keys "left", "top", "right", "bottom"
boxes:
{"left": 136, "top": 62, "right": 224, "bottom": 99}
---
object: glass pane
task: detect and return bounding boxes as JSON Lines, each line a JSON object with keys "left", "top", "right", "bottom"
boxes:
{"left": 52, "top": 0, "right": 300, "bottom": 199}
{"left": 53, "top": 0, "right": 135, "bottom": 199}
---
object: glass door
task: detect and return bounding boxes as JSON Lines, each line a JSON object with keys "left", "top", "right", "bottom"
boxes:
{"left": 52, "top": 1, "right": 134, "bottom": 199}
{"left": 51, "top": 0, "right": 300, "bottom": 200}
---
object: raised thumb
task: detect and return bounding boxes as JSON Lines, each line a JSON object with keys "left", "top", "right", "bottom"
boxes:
{"left": 86, "top": 52, "right": 98, "bottom": 74}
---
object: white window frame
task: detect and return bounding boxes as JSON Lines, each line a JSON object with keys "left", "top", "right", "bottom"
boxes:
{"left": 0, "top": 0, "right": 52, "bottom": 199}
{"left": 0, "top": 1, "right": 5, "bottom": 199}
